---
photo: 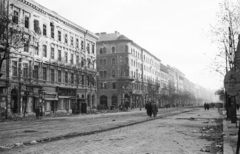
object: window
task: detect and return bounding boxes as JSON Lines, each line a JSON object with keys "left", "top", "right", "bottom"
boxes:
{"left": 51, "top": 47, "right": 54, "bottom": 59}
{"left": 76, "top": 55, "right": 79, "bottom": 64}
{"left": 34, "top": 20, "right": 40, "bottom": 34}
{"left": 33, "top": 65, "right": 39, "bottom": 79}
{"left": 24, "top": 44, "right": 28, "bottom": 52}
{"left": 82, "top": 75, "right": 84, "bottom": 85}
{"left": 58, "top": 70, "right": 61, "bottom": 82}
{"left": 100, "top": 48, "right": 103, "bottom": 54}
{"left": 125, "top": 57, "right": 128, "bottom": 64}
{"left": 12, "top": 11, "right": 19, "bottom": 24}
{"left": 103, "top": 59, "right": 107, "bottom": 65}
{"left": 112, "top": 47, "right": 115, "bottom": 53}
{"left": 100, "top": 59, "right": 103, "bottom": 65}
{"left": 25, "top": 16, "right": 29, "bottom": 28}
{"left": 65, "top": 52, "right": 68, "bottom": 63}
{"left": 65, "top": 72, "right": 68, "bottom": 83}
{"left": 70, "top": 54, "right": 73, "bottom": 64}
{"left": 71, "top": 73, "right": 74, "bottom": 84}
{"left": 103, "top": 47, "right": 106, "bottom": 53}
{"left": 71, "top": 36, "right": 73, "bottom": 46}
{"left": 43, "top": 45, "right": 47, "bottom": 57}
{"left": 87, "top": 43, "right": 90, "bottom": 53}
{"left": 111, "top": 58, "right": 116, "bottom": 65}
{"left": 51, "top": 69, "right": 54, "bottom": 82}
{"left": 58, "top": 50, "right": 61, "bottom": 61}
{"left": 125, "top": 46, "right": 128, "bottom": 52}
{"left": 43, "top": 67, "right": 47, "bottom": 80}
{"left": 65, "top": 34, "right": 68, "bottom": 44}
{"left": 81, "top": 40, "right": 84, "bottom": 50}
{"left": 100, "top": 71, "right": 103, "bottom": 78}
{"left": 12, "top": 61, "right": 17, "bottom": 77}
{"left": 23, "top": 63, "right": 28, "bottom": 78}
{"left": 104, "top": 71, "right": 107, "bottom": 78}
{"left": 50, "top": 22, "right": 54, "bottom": 38}
{"left": 76, "top": 38, "right": 79, "bottom": 48}
{"left": 58, "top": 31, "right": 61, "bottom": 41}
{"left": 43, "top": 24, "right": 47, "bottom": 36}
{"left": 92, "top": 44, "right": 95, "bottom": 53}
{"left": 112, "top": 82, "right": 116, "bottom": 89}
{"left": 112, "top": 70, "right": 115, "bottom": 77}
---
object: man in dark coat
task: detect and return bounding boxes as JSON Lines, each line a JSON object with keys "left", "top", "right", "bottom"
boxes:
{"left": 151, "top": 101, "right": 158, "bottom": 117}
{"left": 204, "top": 103, "right": 207, "bottom": 110}
{"left": 145, "top": 101, "right": 152, "bottom": 117}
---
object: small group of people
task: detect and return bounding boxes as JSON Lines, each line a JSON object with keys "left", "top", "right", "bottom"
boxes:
{"left": 204, "top": 102, "right": 210, "bottom": 110}
{"left": 145, "top": 101, "right": 158, "bottom": 117}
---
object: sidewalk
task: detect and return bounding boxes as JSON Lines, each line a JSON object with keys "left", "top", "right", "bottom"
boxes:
{"left": 223, "top": 110, "right": 240, "bottom": 154}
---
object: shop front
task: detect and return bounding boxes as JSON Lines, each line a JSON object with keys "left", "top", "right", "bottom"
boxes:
{"left": 57, "top": 87, "right": 77, "bottom": 113}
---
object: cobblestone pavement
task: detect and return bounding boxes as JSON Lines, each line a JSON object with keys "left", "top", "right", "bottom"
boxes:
{"left": 0, "top": 108, "right": 188, "bottom": 147}
{"left": 3, "top": 108, "right": 222, "bottom": 154}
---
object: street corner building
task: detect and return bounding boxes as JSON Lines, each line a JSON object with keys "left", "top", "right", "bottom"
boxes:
{"left": 96, "top": 31, "right": 162, "bottom": 109}
{"left": 0, "top": 0, "right": 98, "bottom": 118}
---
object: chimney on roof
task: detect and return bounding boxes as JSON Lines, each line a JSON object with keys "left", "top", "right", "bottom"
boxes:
{"left": 100, "top": 32, "right": 106, "bottom": 35}
{"left": 115, "top": 31, "right": 120, "bottom": 35}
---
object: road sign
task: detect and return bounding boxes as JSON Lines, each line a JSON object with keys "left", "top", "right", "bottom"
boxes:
{"left": 224, "top": 70, "right": 240, "bottom": 96}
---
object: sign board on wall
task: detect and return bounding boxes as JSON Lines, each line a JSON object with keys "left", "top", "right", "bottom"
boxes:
{"left": 224, "top": 70, "right": 240, "bottom": 96}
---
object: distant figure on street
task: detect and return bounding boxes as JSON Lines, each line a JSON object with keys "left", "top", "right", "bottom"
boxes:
{"left": 151, "top": 101, "right": 158, "bottom": 117}
{"left": 204, "top": 103, "right": 207, "bottom": 110}
{"left": 206, "top": 103, "right": 209, "bottom": 110}
{"left": 35, "top": 106, "right": 40, "bottom": 119}
{"left": 145, "top": 101, "right": 152, "bottom": 117}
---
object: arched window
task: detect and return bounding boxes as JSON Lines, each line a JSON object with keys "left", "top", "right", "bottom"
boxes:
{"left": 125, "top": 57, "right": 128, "bottom": 64}
{"left": 111, "top": 58, "right": 116, "bottom": 65}
{"left": 112, "top": 70, "right": 115, "bottom": 77}
{"left": 103, "top": 47, "right": 106, "bottom": 53}
{"left": 103, "top": 59, "right": 107, "bottom": 65}
{"left": 100, "top": 71, "right": 103, "bottom": 78}
{"left": 104, "top": 71, "right": 107, "bottom": 78}
{"left": 100, "top": 48, "right": 103, "bottom": 54}
{"left": 131, "top": 59, "right": 133, "bottom": 66}
{"left": 112, "top": 46, "right": 115, "bottom": 53}
{"left": 125, "top": 46, "right": 128, "bottom": 52}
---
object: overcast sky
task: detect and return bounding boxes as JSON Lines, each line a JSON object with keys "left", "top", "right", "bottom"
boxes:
{"left": 34, "top": 0, "right": 227, "bottom": 91}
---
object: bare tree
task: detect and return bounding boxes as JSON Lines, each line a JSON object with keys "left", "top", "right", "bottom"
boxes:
{"left": 210, "top": 0, "right": 240, "bottom": 73}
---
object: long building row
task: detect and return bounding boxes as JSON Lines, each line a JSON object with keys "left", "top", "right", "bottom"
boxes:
{"left": 0, "top": 0, "right": 212, "bottom": 117}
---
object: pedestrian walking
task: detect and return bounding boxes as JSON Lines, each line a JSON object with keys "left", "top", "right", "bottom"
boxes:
{"left": 204, "top": 103, "right": 207, "bottom": 111}
{"left": 151, "top": 101, "right": 158, "bottom": 117}
{"left": 145, "top": 101, "right": 152, "bottom": 117}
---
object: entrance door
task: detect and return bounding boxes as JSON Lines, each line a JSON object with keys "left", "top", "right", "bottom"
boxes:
{"left": 81, "top": 103, "right": 87, "bottom": 113}
{"left": 51, "top": 101, "right": 55, "bottom": 112}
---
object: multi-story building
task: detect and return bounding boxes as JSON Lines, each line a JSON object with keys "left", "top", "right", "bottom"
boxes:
{"left": 96, "top": 31, "right": 161, "bottom": 108}
{"left": 0, "top": 0, "right": 98, "bottom": 116}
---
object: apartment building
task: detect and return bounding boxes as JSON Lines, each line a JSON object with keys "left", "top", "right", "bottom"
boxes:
{"left": 0, "top": 0, "right": 98, "bottom": 115}
{"left": 96, "top": 31, "right": 161, "bottom": 108}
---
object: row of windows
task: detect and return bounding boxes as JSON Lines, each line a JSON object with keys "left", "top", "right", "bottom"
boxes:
{"left": 99, "top": 82, "right": 155, "bottom": 92}
{"left": 99, "top": 57, "right": 129, "bottom": 66}
{"left": 12, "top": 9, "right": 95, "bottom": 54}
{"left": 24, "top": 44, "right": 94, "bottom": 68}
{"left": 99, "top": 46, "right": 128, "bottom": 54}
{"left": 12, "top": 61, "right": 94, "bottom": 85}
